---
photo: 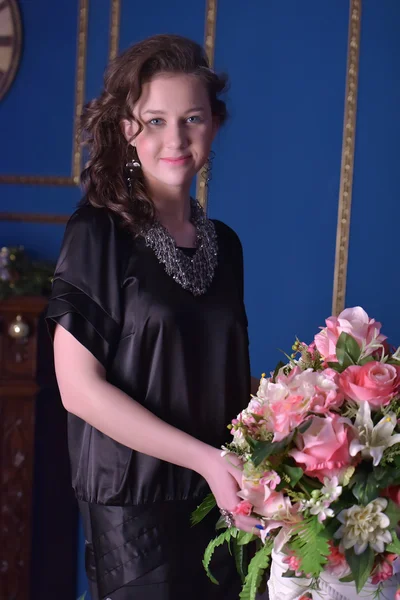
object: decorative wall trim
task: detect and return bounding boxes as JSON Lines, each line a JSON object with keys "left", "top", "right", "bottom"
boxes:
{"left": 196, "top": 0, "right": 218, "bottom": 210}
{"left": 0, "top": 0, "right": 89, "bottom": 188}
{"left": 0, "top": 213, "right": 69, "bottom": 224}
{"left": 109, "top": 0, "right": 121, "bottom": 61}
{"left": 332, "top": 0, "right": 362, "bottom": 316}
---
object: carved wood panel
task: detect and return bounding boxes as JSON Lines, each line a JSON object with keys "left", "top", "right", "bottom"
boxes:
{"left": 0, "top": 296, "right": 48, "bottom": 600}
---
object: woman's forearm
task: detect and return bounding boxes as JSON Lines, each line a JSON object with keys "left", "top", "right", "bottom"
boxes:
{"left": 66, "top": 377, "right": 211, "bottom": 475}
{"left": 54, "top": 325, "right": 212, "bottom": 477}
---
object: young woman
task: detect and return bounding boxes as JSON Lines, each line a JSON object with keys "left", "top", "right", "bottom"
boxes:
{"left": 46, "top": 34, "right": 261, "bottom": 600}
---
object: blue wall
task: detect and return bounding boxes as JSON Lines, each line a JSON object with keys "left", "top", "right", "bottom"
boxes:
{"left": 1, "top": 1, "right": 399, "bottom": 597}
{"left": 346, "top": 1, "right": 400, "bottom": 347}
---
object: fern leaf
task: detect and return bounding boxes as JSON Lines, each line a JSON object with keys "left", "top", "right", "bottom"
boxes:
{"left": 191, "top": 493, "right": 216, "bottom": 526}
{"left": 236, "top": 531, "right": 257, "bottom": 545}
{"left": 233, "top": 538, "right": 247, "bottom": 583}
{"left": 203, "top": 528, "right": 238, "bottom": 584}
{"left": 289, "top": 517, "right": 329, "bottom": 577}
{"left": 239, "top": 540, "right": 273, "bottom": 600}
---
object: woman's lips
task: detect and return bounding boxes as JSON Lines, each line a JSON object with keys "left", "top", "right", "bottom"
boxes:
{"left": 160, "top": 156, "right": 192, "bottom": 165}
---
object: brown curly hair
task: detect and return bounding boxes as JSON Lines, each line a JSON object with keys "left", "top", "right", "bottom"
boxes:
{"left": 79, "top": 34, "right": 228, "bottom": 233}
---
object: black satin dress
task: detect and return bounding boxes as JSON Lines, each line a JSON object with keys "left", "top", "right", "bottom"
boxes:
{"left": 46, "top": 204, "right": 251, "bottom": 600}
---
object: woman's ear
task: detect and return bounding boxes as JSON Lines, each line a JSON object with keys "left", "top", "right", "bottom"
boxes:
{"left": 120, "top": 119, "right": 137, "bottom": 144}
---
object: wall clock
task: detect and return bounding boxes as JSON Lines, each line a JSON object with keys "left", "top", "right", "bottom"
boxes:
{"left": 0, "top": 0, "right": 22, "bottom": 101}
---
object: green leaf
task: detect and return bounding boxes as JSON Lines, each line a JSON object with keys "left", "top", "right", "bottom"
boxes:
{"left": 351, "top": 471, "right": 380, "bottom": 504}
{"left": 344, "top": 333, "right": 361, "bottom": 363}
{"left": 203, "top": 528, "right": 238, "bottom": 584}
{"left": 336, "top": 332, "right": 360, "bottom": 367}
{"left": 385, "top": 500, "right": 400, "bottom": 529}
{"left": 215, "top": 515, "right": 227, "bottom": 530}
{"left": 272, "top": 361, "right": 286, "bottom": 382}
{"left": 339, "top": 574, "right": 355, "bottom": 583}
{"left": 252, "top": 432, "right": 295, "bottom": 467}
{"left": 232, "top": 538, "right": 248, "bottom": 583}
{"left": 345, "top": 546, "right": 374, "bottom": 593}
{"left": 327, "top": 361, "right": 344, "bottom": 373}
{"left": 281, "top": 465, "right": 304, "bottom": 488}
{"left": 372, "top": 466, "right": 397, "bottom": 488}
{"left": 298, "top": 420, "right": 312, "bottom": 434}
{"left": 289, "top": 517, "right": 329, "bottom": 577}
{"left": 239, "top": 541, "right": 273, "bottom": 600}
{"left": 245, "top": 436, "right": 258, "bottom": 451}
{"left": 359, "top": 355, "right": 375, "bottom": 366}
{"left": 322, "top": 518, "right": 341, "bottom": 540}
{"left": 236, "top": 531, "right": 257, "bottom": 546}
{"left": 386, "top": 530, "right": 400, "bottom": 554}
{"left": 77, "top": 594, "right": 87, "bottom": 600}
{"left": 282, "top": 569, "right": 297, "bottom": 578}
{"left": 191, "top": 493, "right": 216, "bottom": 526}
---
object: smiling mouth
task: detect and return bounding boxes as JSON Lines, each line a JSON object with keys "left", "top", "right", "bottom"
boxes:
{"left": 160, "top": 156, "right": 192, "bottom": 164}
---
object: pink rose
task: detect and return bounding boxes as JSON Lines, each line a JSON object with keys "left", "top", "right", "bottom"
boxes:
{"left": 283, "top": 552, "right": 303, "bottom": 577}
{"left": 309, "top": 369, "right": 344, "bottom": 414}
{"left": 339, "top": 362, "right": 400, "bottom": 409}
{"left": 371, "top": 556, "right": 395, "bottom": 585}
{"left": 395, "top": 586, "right": 400, "bottom": 600}
{"left": 289, "top": 415, "right": 354, "bottom": 482}
{"left": 383, "top": 485, "right": 400, "bottom": 506}
{"left": 233, "top": 500, "right": 253, "bottom": 516}
{"left": 325, "top": 541, "right": 351, "bottom": 578}
{"left": 314, "top": 307, "right": 386, "bottom": 362}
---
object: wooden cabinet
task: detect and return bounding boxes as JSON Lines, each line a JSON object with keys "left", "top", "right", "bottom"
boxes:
{"left": 0, "top": 296, "right": 48, "bottom": 600}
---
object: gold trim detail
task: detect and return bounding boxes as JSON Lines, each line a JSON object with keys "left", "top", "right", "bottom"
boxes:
{"left": 196, "top": 0, "right": 218, "bottom": 211}
{"left": 0, "top": 212, "right": 69, "bottom": 224}
{"left": 332, "top": 0, "right": 361, "bottom": 316}
{"left": 109, "top": 0, "right": 121, "bottom": 61}
{"left": 72, "top": 0, "right": 89, "bottom": 183}
{"left": 0, "top": 0, "right": 88, "bottom": 189}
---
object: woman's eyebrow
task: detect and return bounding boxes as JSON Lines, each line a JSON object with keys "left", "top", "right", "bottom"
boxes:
{"left": 142, "top": 107, "right": 206, "bottom": 115}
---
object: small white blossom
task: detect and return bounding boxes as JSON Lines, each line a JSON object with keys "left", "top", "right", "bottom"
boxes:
{"left": 349, "top": 402, "right": 400, "bottom": 466}
{"left": 309, "top": 500, "right": 334, "bottom": 523}
{"left": 231, "top": 429, "right": 251, "bottom": 454}
{"left": 334, "top": 498, "right": 391, "bottom": 555}
{"left": 321, "top": 476, "right": 342, "bottom": 502}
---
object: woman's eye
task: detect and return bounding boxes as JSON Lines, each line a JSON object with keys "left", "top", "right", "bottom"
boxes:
{"left": 187, "top": 116, "right": 202, "bottom": 123}
{"left": 149, "top": 118, "right": 163, "bottom": 126}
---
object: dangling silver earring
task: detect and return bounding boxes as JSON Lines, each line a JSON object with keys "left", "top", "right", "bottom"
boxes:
{"left": 202, "top": 150, "right": 215, "bottom": 186}
{"left": 125, "top": 145, "right": 141, "bottom": 188}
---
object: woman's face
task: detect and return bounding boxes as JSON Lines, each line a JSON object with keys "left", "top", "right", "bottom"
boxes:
{"left": 122, "top": 73, "right": 218, "bottom": 193}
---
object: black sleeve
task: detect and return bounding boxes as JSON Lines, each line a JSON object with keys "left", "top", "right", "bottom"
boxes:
{"left": 45, "top": 205, "right": 124, "bottom": 369}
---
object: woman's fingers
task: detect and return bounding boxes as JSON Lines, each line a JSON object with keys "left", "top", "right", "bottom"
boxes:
{"left": 233, "top": 514, "right": 263, "bottom": 537}
{"left": 225, "top": 455, "right": 244, "bottom": 487}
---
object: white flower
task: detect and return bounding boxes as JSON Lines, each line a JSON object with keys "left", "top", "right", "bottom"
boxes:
{"left": 334, "top": 498, "right": 392, "bottom": 555}
{"left": 321, "top": 476, "right": 342, "bottom": 502}
{"left": 231, "top": 429, "right": 251, "bottom": 454}
{"left": 349, "top": 402, "right": 400, "bottom": 466}
{"left": 309, "top": 500, "right": 334, "bottom": 523}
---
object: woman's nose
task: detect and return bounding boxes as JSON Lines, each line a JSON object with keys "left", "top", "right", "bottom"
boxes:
{"left": 165, "top": 123, "right": 188, "bottom": 149}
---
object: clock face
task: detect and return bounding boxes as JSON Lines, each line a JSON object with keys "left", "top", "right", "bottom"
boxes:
{"left": 0, "top": 0, "right": 22, "bottom": 101}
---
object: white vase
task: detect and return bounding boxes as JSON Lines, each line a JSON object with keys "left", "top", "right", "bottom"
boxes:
{"left": 267, "top": 548, "right": 400, "bottom": 600}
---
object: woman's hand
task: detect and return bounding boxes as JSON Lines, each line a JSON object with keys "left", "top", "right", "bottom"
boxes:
{"left": 200, "top": 447, "right": 263, "bottom": 536}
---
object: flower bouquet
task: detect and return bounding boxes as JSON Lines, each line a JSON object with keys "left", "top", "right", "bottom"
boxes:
{"left": 192, "top": 307, "right": 400, "bottom": 599}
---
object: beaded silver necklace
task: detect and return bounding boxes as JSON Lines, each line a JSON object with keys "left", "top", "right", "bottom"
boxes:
{"left": 142, "top": 199, "right": 218, "bottom": 296}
